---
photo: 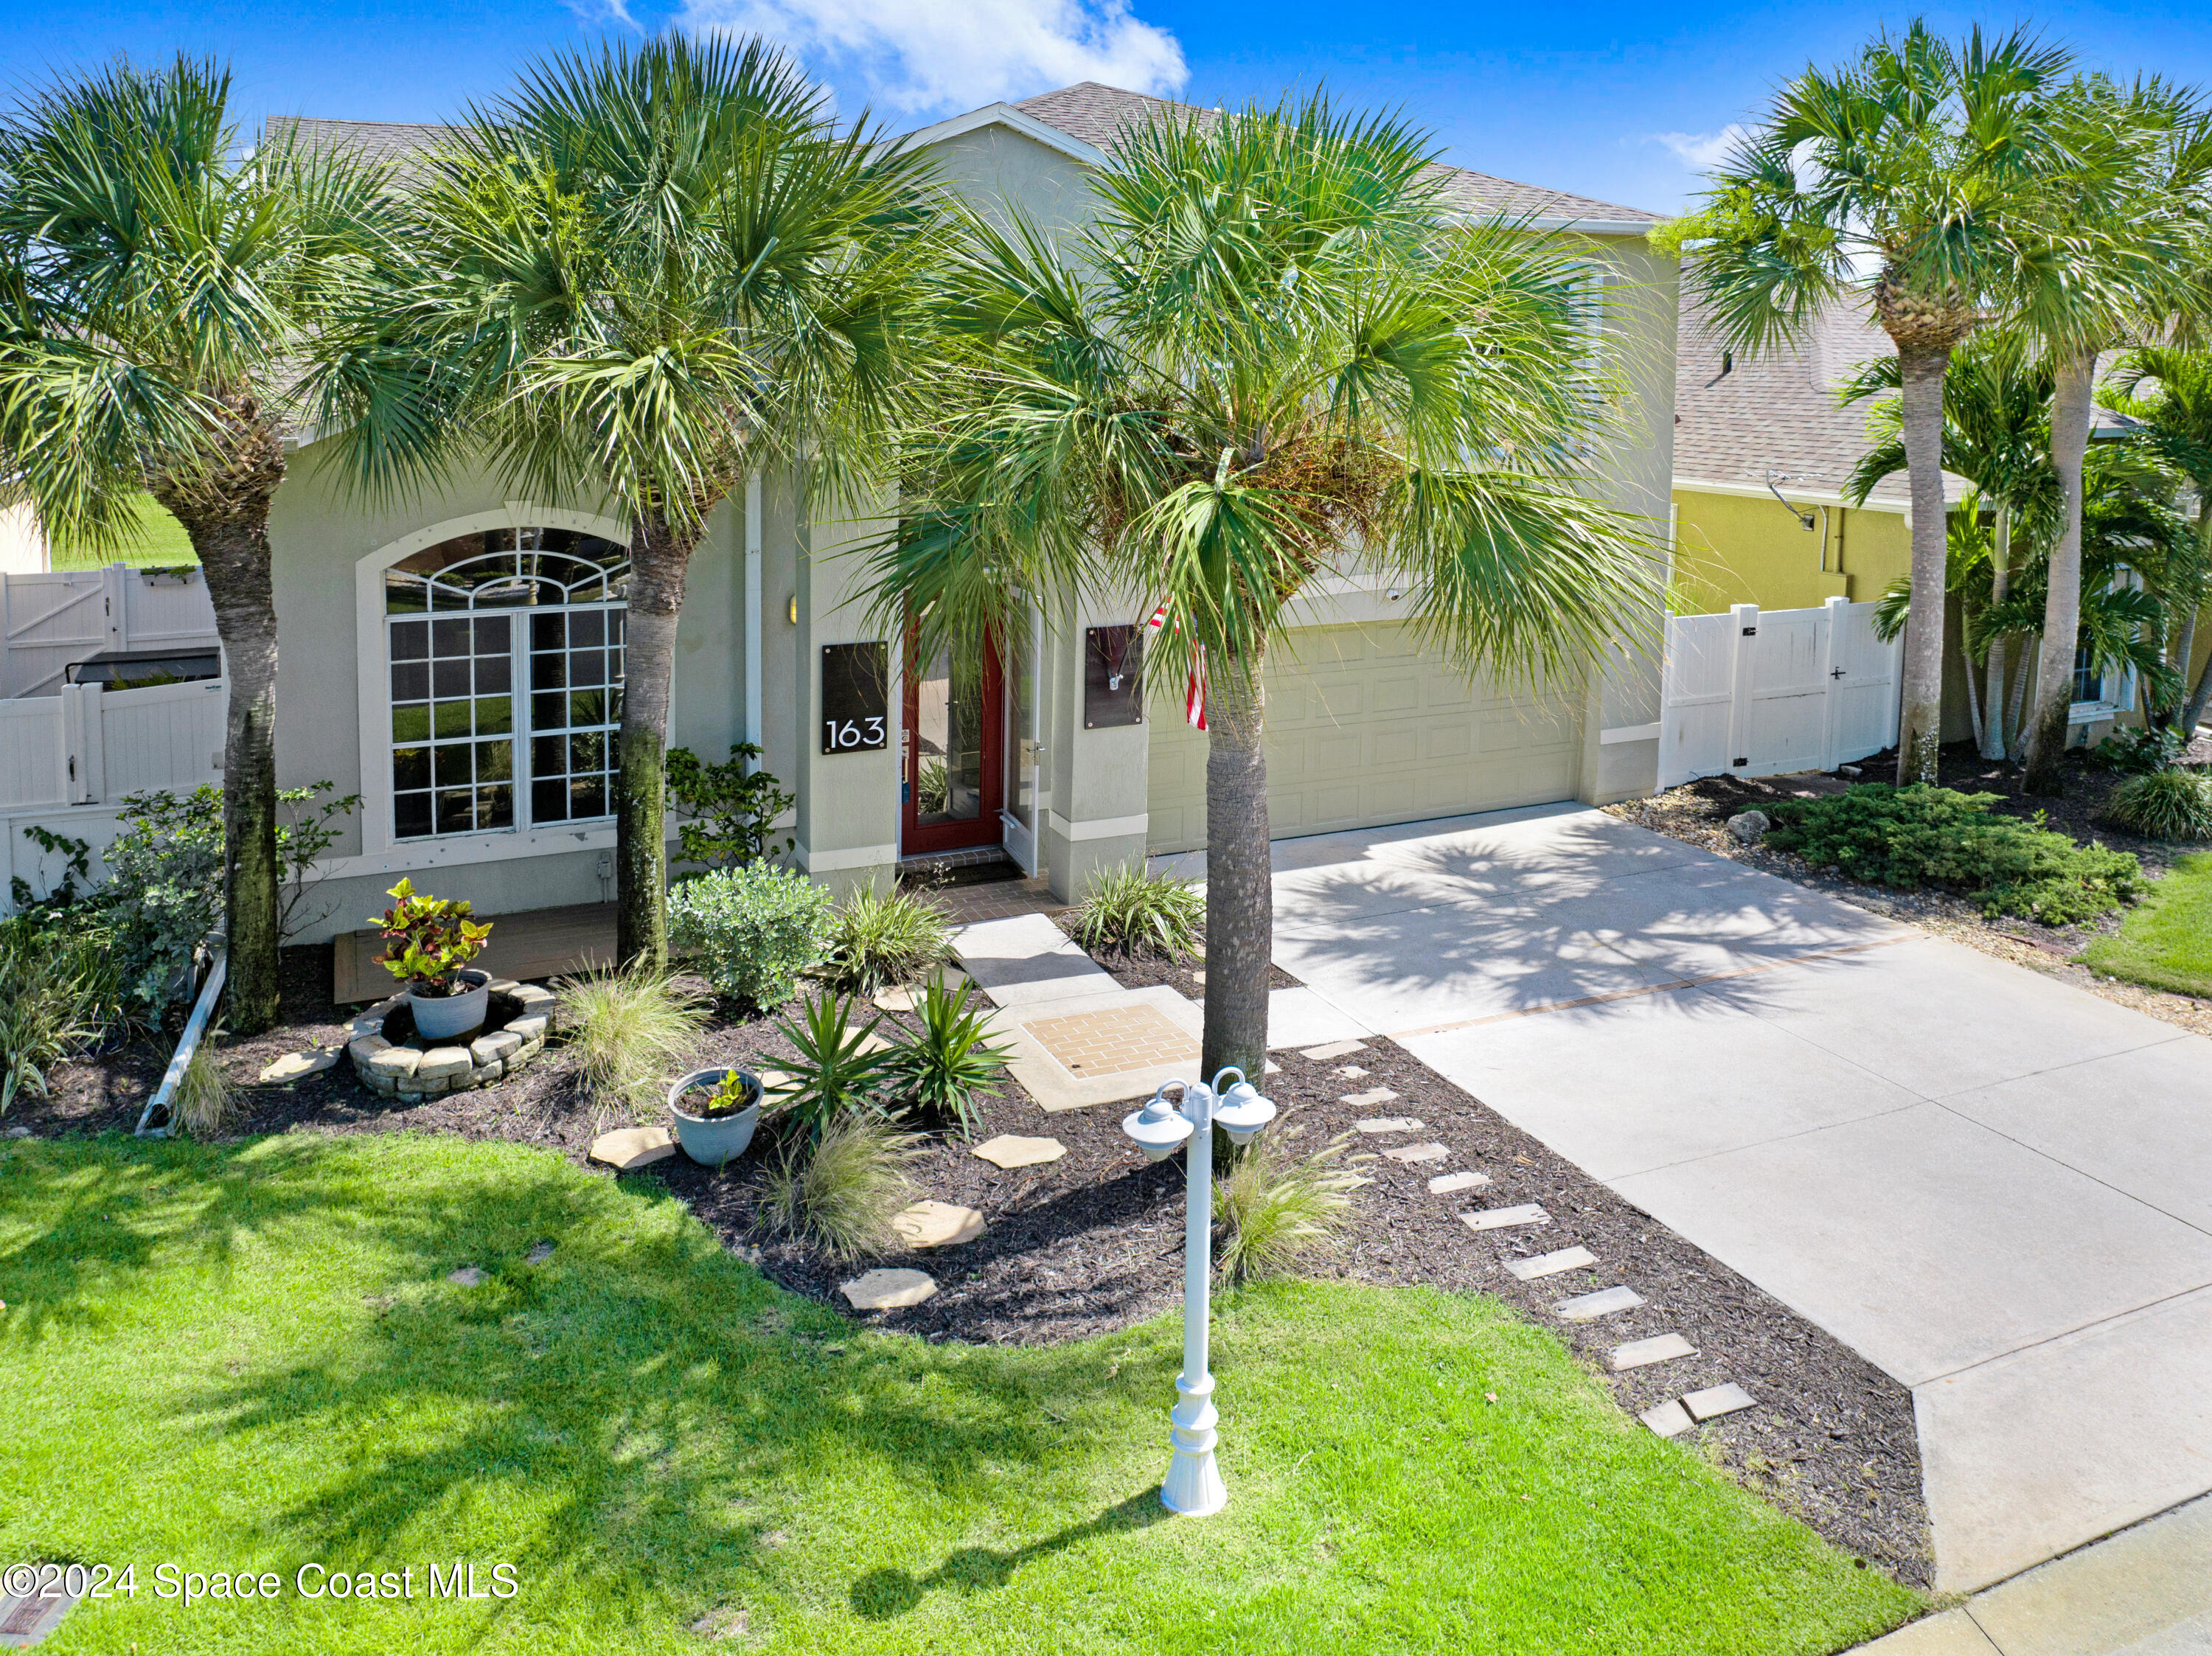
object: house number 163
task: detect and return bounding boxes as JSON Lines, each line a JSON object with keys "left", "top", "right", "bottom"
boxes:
{"left": 824, "top": 716, "right": 885, "bottom": 751}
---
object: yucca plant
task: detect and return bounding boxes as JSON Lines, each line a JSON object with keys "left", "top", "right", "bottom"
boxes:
{"left": 772, "top": 991, "right": 894, "bottom": 1141}
{"left": 759, "top": 1113, "right": 919, "bottom": 1262}
{"left": 1216, "top": 1124, "right": 1371, "bottom": 1282}
{"left": 558, "top": 962, "right": 709, "bottom": 1119}
{"left": 882, "top": 979, "right": 1012, "bottom": 1135}
{"left": 0, "top": 924, "right": 126, "bottom": 1116}
{"left": 1067, "top": 863, "right": 1205, "bottom": 960}
{"left": 171, "top": 1037, "right": 237, "bottom": 1140}
{"left": 816, "top": 886, "right": 953, "bottom": 995}
{"left": 2107, "top": 768, "right": 2212, "bottom": 842}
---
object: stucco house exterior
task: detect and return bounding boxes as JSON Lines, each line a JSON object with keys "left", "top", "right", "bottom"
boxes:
{"left": 233, "top": 83, "right": 1675, "bottom": 947}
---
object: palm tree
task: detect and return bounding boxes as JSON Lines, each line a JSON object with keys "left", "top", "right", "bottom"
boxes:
{"left": 2112, "top": 346, "right": 2212, "bottom": 734}
{"left": 1843, "top": 330, "right": 2058, "bottom": 757}
{"left": 2012, "top": 78, "right": 2208, "bottom": 793}
{"left": 866, "top": 97, "right": 1656, "bottom": 1077}
{"left": 1664, "top": 23, "right": 2079, "bottom": 784}
{"left": 312, "top": 35, "right": 940, "bottom": 968}
{"left": 0, "top": 57, "right": 387, "bottom": 1032}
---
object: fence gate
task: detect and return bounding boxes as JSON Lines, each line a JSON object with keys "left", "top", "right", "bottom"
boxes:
{"left": 1658, "top": 597, "right": 1901, "bottom": 789}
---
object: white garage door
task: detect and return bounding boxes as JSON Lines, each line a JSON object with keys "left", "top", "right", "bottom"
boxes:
{"left": 1145, "top": 622, "right": 1582, "bottom": 855}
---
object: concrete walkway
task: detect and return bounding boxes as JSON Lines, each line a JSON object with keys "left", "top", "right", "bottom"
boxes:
{"left": 1161, "top": 804, "right": 2212, "bottom": 1599}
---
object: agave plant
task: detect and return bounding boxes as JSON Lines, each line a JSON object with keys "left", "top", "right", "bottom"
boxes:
{"left": 881, "top": 979, "right": 1012, "bottom": 1135}
{"left": 771, "top": 991, "right": 895, "bottom": 1141}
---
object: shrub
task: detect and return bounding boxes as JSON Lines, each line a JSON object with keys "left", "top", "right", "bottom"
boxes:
{"left": 1068, "top": 863, "right": 1204, "bottom": 959}
{"left": 665, "top": 743, "right": 796, "bottom": 869}
{"left": 1765, "top": 783, "right": 2143, "bottom": 925}
{"left": 2092, "top": 725, "right": 2188, "bottom": 776}
{"left": 2105, "top": 768, "right": 2212, "bottom": 842}
{"left": 370, "top": 878, "right": 493, "bottom": 994}
{"left": 817, "top": 886, "right": 952, "bottom": 995}
{"left": 771, "top": 992, "right": 894, "bottom": 1141}
{"left": 0, "top": 919, "right": 125, "bottom": 1114}
{"left": 171, "top": 1037, "right": 237, "bottom": 1140}
{"left": 559, "top": 964, "right": 709, "bottom": 1120}
{"left": 1217, "top": 1125, "right": 1371, "bottom": 1282}
{"left": 882, "top": 979, "right": 1012, "bottom": 1135}
{"left": 759, "top": 1113, "right": 919, "bottom": 1262}
{"left": 668, "top": 863, "right": 834, "bottom": 1007}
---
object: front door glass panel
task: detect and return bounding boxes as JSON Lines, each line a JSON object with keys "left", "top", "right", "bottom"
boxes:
{"left": 914, "top": 639, "right": 985, "bottom": 826}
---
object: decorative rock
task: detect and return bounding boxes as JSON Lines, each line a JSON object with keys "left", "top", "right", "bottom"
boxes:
{"left": 367, "top": 1045, "right": 422, "bottom": 1081}
{"left": 347, "top": 981, "right": 557, "bottom": 1097}
{"left": 526, "top": 1242, "right": 556, "bottom": 1264}
{"left": 758, "top": 1068, "right": 799, "bottom": 1099}
{"left": 1728, "top": 810, "right": 1771, "bottom": 846}
{"left": 1340, "top": 1088, "right": 1399, "bottom": 1109}
{"left": 972, "top": 1134, "right": 1065, "bottom": 1169}
{"left": 1683, "top": 1382, "right": 1756, "bottom": 1422}
{"left": 1503, "top": 1246, "right": 1596, "bottom": 1281}
{"left": 872, "top": 985, "right": 919, "bottom": 1013}
{"left": 1428, "top": 1169, "right": 1492, "bottom": 1194}
{"left": 414, "top": 1046, "right": 473, "bottom": 1082}
{"left": 482, "top": 978, "right": 523, "bottom": 998}
{"left": 510, "top": 983, "right": 556, "bottom": 1007}
{"left": 1612, "top": 1334, "right": 1697, "bottom": 1371}
{"left": 447, "top": 1266, "right": 486, "bottom": 1287}
{"left": 1555, "top": 1285, "right": 1644, "bottom": 1322}
{"left": 507, "top": 1014, "right": 550, "bottom": 1042}
{"left": 891, "top": 1200, "right": 986, "bottom": 1249}
{"left": 347, "top": 1033, "right": 391, "bottom": 1065}
{"left": 590, "top": 1126, "right": 677, "bottom": 1171}
{"left": 1461, "top": 1203, "right": 1548, "bottom": 1232}
{"left": 1382, "top": 1141, "right": 1450, "bottom": 1163}
{"left": 839, "top": 1267, "right": 937, "bottom": 1311}
{"left": 258, "top": 1048, "right": 338, "bottom": 1085}
{"left": 1641, "top": 1400, "right": 1694, "bottom": 1438}
{"left": 1356, "top": 1116, "right": 1422, "bottom": 1133}
{"left": 472, "top": 1029, "right": 521, "bottom": 1065}
{"left": 4, "top": 1124, "right": 32, "bottom": 1138}
{"left": 1301, "top": 1040, "right": 1367, "bottom": 1061}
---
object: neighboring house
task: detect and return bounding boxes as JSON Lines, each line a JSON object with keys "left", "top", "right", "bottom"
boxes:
{"left": 8, "top": 84, "right": 1675, "bottom": 938}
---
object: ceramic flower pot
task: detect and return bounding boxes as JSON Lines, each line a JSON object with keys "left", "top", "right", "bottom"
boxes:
{"left": 408, "top": 968, "right": 491, "bottom": 1041}
{"left": 669, "top": 1067, "right": 762, "bottom": 1167}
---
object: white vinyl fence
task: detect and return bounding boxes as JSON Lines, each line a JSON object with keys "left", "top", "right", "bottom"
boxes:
{"left": 1, "top": 563, "right": 218, "bottom": 699}
{"left": 1659, "top": 597, "right": 1901, "bottom": 789}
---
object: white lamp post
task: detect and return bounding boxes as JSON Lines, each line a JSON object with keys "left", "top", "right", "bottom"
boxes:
{"left": 1122, "top": 1065, "right": 1278, "bottom": 1516}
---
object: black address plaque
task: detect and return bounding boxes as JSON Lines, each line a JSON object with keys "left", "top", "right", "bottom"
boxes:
{"left": 821, "top": 641, "right": 888, "bottom": 754}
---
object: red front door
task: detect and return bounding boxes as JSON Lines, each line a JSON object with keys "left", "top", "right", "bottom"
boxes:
{"left": 901, "top": 622, "right": 1005, "bottom": 855}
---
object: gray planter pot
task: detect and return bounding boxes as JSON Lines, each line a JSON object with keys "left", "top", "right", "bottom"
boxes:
{"left": 669, "top": 1067, "right": 762, "bottom": 1167}
{"left": 408, "top": 969, "right": 490, "bottom": 1041}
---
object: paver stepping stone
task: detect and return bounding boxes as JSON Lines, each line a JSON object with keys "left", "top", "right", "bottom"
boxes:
{"left": 1461, "top": 1203, "right": 1548, "bottom": 1232}
{"left": 1556, "top": 1285, "right": 1644, "bottom": 1321}
{"left": 1641, "top": 1400, "right": 1694, "bottom": 1438}
{"left": 973, "top": 1134, "right": 1065, "bottom": 1169}
{"left": 1683, "top": 1382, "right": 1756, "bottom": 1422}
{"left": 872, "top": 985, "right": 919, "bottom": 1013}
{"left": 0, "top": 1576, "right": 80, "bottom": 1644}
{"left": 258, "top": 1048, "right": 337, "bottom": 1085}
{"left": 1356, "top": 1116, "right": 1422, "bottom": 1133}
{"left": 840, "top": 1268, "right": 937, "bottom": 1311}
{"left": 891, "top": 1200, "right": 985, "bottom": 1249}
{"left": 526, "top": 1242, "right": 556, "bottom": 1264}
{"left": 1301, "top": 1040, "right": 1367, "bottom": 1061}
{"left": 1611, "top": 1333, "right": 1696, "bottom": 1371}
{"left": 1428, "top": 1169, "right": 1492, "bottom": 1195}
{"left": 1340, "top": 1088, "right": 1399, "bottom": 1108}
{"left": 590, "top": 1125, "right": 676, "bottom": 1171}
{"left": 1503, "top": 1245, "right": 1596, "bottom": 1280}
{"left": 447, "top": 1266, "right": 485, "bottom": 1287}
{"left": 1382, "top": 1141, "right": 1450, "bottom": 1163}
{"left": 1335, "top": 1065, "right": 1368, "bottom": 1079}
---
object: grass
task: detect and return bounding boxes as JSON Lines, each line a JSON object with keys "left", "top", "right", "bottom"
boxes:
{"left": 2081, "top": 853, "right": 2212, "bottom": 998}
{"left": 48, "top": 492, "right": 197, "bottom": 571}
{"left": 0, "top": 1135, "right": 1920, "bottom": 1655}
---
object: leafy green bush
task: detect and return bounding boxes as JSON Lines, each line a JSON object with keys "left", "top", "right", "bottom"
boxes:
{"left": 882, "top": 979, "right": 1011, "bottom": 1135}
{"left": 665, "top": 742, "right": 796, "bottom": 869}
{"left": 370, "top": 877, "right": 493, "bottom": 993}
{"left": 2105, "top": 768, "right": 2212, "bottom": 842}
{"left": 0, "top": 918, "right": 125, "bottom": 1114}
{"left": 1217, "top": 1124, "right": 1371, "bottom": 1282}
{"left": 1765, "top": 784, "right": 2143, "bottom": 925}
{"left": 669, "top": 863, "right": 834, "bottom": 1006}
{"left": 759, "top": 1113, "right": 919, "bottom": 1262}
{"left": 2092, "top": 725, "right": 2188, "bottom": 776}
{"left": 816, "top": 886, "right": 952, "bottom": 995}
{"left": 771, "top": 991, "right": 894, "bottom": 1141}
{"left": 1068, "top": 863, "right": 1204, "bottom": 959}
{"left": 559, "top": 964, "right": 709, "bottom": 1120}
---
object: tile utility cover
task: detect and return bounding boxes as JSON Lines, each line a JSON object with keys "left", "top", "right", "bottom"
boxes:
{"left": 1027, "top": 1003, "right": 1199, "bottom": 1078}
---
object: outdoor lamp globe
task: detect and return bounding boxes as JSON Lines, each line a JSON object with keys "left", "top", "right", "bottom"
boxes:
{"left": 1123, "top": 1085, "right": 1197, "bottom": 1162}
{"left": 1211, "top": 1071, "right": 1277, "bottom": 1146}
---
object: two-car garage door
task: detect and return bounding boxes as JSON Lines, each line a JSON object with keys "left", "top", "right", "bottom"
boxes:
{"left": 1144, "top": 622, "right": 1582, "bottom": 855}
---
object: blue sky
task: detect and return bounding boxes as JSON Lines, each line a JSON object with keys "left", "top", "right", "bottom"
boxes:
{"left": 3, "top": 0, "right": 2209, "bottom": 214}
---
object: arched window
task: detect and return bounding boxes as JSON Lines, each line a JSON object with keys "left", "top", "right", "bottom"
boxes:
{"left": 383, "top": 527, "right": 629, "bottom": 841}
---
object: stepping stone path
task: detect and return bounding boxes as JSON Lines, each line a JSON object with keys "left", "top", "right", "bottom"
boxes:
{"left": 447, "top": 1266, "right": 486, "bottom": 1287}
{"left": 1428, "top": 1169, "right": 1492, "bottom": 1194}
{"left": 591, "top": 1126, "right": 678, "bottom": 1171}
{"left": 840, "top": 1268, "right": 937, "bottom": 1311}
{"left": 891, "top": 1200, "right": 985, "bottom": 1249}
{"left": 1641, "top": 1400, "right": 1694, "bottom": 1438}
{"left": 1382, "top": 1142, "right": 1450, "bottom": 1164}
{"left": 1301, "top": 1040, "right": 1367, "bottom": 1061}
{"left": 1461, "top": 1203, "right": 1548, "bottom": 1232}
{"left": 1357, "top": 1116, "right": 1422, "bottom": 1133}
{"left": 1611, "top": 1334, "right": 1695, "bottom": 1371}
{"left": 1335, "top": 1065, "right": 1368, "bottom": 1079}
{"left": 1555, "top": 1285, "right": 1644, "bottom": 1322}
{"left": 1339, "top": 1088, "right": 1399, "bottom": 1109}
{"left": 1683, "top": 1382, "right": 1756, "bottom": 1422}
{"left": 972, "top": 1134, "right": 1065, "bottom": 1169}
{"left": 259, "top": 1047, "right": 338, "bottom": 1085}
{"left": 1504, "top": 1245, "right": 1596, "bottom": 1281}
{"left": 526, "top": 1242, "right": 556, "bottom": 1265}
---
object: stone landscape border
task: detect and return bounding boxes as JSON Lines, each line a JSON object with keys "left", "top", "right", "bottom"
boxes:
{"left": 347, "top": 980, "right": 555, "bottom": 1099}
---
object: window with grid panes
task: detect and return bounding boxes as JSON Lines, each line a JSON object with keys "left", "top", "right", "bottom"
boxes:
{"left": 384, "top": 527, "right": 628, "bottom": 841}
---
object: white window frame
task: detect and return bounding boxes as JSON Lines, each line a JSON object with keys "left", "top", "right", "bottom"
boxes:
{"left": 2067, "top": 568, "right": 2143, "bottom": 723}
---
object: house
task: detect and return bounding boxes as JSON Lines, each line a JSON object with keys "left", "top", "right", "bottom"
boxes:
{"left": 23, "top": 85, "right": 1677, "bottom": 944}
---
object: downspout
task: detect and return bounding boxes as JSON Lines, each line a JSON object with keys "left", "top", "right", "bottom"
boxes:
{"left": 743, "top": 472, "right": 763, "bottom": 765}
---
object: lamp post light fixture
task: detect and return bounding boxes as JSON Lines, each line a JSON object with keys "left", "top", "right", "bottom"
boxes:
{"left": 1121, "top": 1065, "right": 1278, "bottom": 1517}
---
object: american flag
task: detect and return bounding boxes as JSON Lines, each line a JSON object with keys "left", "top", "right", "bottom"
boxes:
{"left": 1144, "top": 600, "right": 1206, "bottom": 731}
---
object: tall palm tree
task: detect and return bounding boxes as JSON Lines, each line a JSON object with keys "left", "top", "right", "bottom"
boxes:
{"left": 1665, "top": 22, "right": 2079, "bottom": 784}
{"left": 0, "top": 56, "right": 387, "bottom": 1031}
{"left": 2112, "top": 346, "right": 2212, "bottom": 734}
{"left": 866, "top": 97, "right": 1656, "bottom": 1077}
{"left": 313, "top": 35, "right": 940, "bottom": 968}
{"left": 2013, "top": 78, "right": 2209, "bottom": 793}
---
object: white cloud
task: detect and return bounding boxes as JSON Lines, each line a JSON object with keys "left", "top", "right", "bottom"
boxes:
{"left": 678, "top": 0, "right": 1186, "bottom": 116}
{"left": 1649, "top": 124, "right": 1751, "bottom": 171}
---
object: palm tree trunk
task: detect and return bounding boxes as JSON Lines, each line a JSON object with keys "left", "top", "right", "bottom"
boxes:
{"left": 616, "top": 507, "right": 695, "bottom": 970}
{"left": 1981, "top": 501, "right": 2011, "bottom": 760}
{"left": 1896, "top": 344, "right": 1953, "bottom": 784}
{"left": 1200, "top": 654, "right": 1271, "bottom": 1085}
{"left": 2024, "top": 350, "right": 2097, "bottom": 793}
{"left": 1960, "top": 623, "right": 1986, "bottom": 753}
{"left": 2179, "top": 501, "right": 2212, "bottom": 735}
{"left": 2006, "top": 636, "right": 2039, "bottom": 761}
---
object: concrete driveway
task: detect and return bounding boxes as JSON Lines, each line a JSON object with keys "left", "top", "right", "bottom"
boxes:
{"left": 1159, "top": 804, "right": 2212, "bottom": 1596}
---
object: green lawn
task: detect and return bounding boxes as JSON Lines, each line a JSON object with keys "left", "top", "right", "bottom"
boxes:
{"left": 0, "top": 1135, "right": 1918, "bottom": 1655}
{"left": 47, "top": 492, "right": 196, "bottom": 570}
{"left": 2082, "top": 853, "right": 2212, "bottom": 998}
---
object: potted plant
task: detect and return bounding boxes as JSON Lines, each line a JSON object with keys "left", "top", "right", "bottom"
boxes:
{"left": 372, "top": 878, "right": 495, "bottom": 1040}
{"left": 668, "top": 1066, "right": 763, "bottom": 1166}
